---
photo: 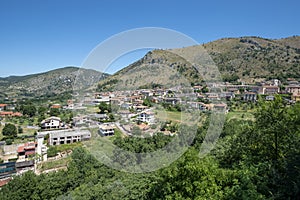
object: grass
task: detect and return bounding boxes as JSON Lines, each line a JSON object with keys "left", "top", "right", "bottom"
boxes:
{"left": 227, "top": 111, "right": 255, "bottom": 121}
{"left": 56, "top": 142, "right": 83, "bottom": 152}
{"left": 38, "top": 157, "right": 70, "bottom": 171}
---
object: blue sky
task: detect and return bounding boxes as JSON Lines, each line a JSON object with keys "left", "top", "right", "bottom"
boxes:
{"left": 0, "top": 0, "right": 299, "bottom": 77}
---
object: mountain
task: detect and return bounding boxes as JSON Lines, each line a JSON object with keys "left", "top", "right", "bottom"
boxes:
{"left": 97, "top": 36, "right": 300, "bottom": 91}
{"left": 0, "top": 67, "right": 108, "bottom": 97}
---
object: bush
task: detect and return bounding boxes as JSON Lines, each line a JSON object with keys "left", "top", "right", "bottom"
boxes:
{"left": 5, "top": 138, "right": 13, "bottom": 145}
{"left": 47, "top": 146, "right": 58, "bottom": 157}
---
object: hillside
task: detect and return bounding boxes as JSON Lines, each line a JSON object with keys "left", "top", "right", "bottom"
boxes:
{"left": 97, "top": 36, "right": 300, "bottom": 91}
{"left": 0, "top": 67, "right": 108, "bottom": 97}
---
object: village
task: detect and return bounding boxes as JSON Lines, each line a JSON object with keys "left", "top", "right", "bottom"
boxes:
{"left": 0, "top": 78, "right": 300, "bottom": 187}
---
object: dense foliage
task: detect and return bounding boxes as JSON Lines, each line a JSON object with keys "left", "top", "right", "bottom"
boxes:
{"left": 0, "top": 97, "right": 299, "bottom": 199}
{"left": 2, "top": 123, "right": 17, "bottom": 137}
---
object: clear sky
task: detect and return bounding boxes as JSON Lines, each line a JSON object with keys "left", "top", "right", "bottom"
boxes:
{"left": 0, "top": 0, "right": 299, "bottom": 77}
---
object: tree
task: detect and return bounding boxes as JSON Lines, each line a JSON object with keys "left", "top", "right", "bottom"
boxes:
{"left": 2, "top": 123, "right": 17, "bottom": 137}
{"left": 50, "top": 108, "right": 60, "bottom": 116}
{"left": 47, "top": 146, "right": 58, "bottom": 157}
{"left": 18, "top": 126, "right": 23, "bottom": 134}
{"left": 98, "top": 102, "right": 111, "bottom": 114}
{"left": 22, "top": 105, "right": 36, "bottom": 117}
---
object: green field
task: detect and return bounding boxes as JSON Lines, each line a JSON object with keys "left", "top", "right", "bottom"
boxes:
{"left": 226, "top": 111, "right": 255, "bottom": 121}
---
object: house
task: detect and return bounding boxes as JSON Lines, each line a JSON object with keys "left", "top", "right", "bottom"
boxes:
{"left": 266, "top": 95, "right": 275, "bottom": 101}
{"left": 48, "top": 129, "right": 91, "bottom": 145}
{"left": 243, "top": 92, "right": 257, "bottom": 102}
{"left": 163, "top": 97, "right": 180, "bottom": 105}
{"left": 0, "top": 104, "right": 7, "bottom": 111}
{"left": 41, "top": 116, "right": 62, "bottom": 129}
{"left": 15, "top": 160, "right": 34, "bottom": 173}
{"left": 286, "top": 85, "right": 300, "bottom": 95}
{"left": 213, "top": 104, "right": 228, "bottom": 113}
{"left": 261, "top": 86, "right": 279, "bottom": 95}
{"left": 134, "top": 105, "right": 148, "bottom": 112}
{"left": 99, "top": 124, "right": 115, "bottom": 136}
{"left": 17, "top": 142, "right": 37, "bottom": 159}
{"left": 137, "top": 111, "right": 155, "bottom": 124}
{"left": 292, "top": 94, "right": 300, "bottom": 102}
{"left": 0, "top": 111, "right": 22, "bottom": 117}
{"left": 50, "top": 104, "right": 61, "bottom": 109}
{"left": 220, "top": 92, "right": 235, "bottom": 100}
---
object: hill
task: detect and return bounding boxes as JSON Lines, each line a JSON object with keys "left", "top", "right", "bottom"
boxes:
{"left": 97, "top": 36, "right": 300, "bottom": 91}
{"left": 0, "top": 67, "right": 108, "bottom": 97}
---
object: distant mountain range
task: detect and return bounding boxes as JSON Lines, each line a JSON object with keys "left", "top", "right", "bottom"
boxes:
{"left": 0, "top": 67, "right": 108, "bottom": 98}
{"left": 1, "top": 36, "right": 299, "bottom": 96}
{"left": 97, "top": 36, "right": 300, "bottom": 91}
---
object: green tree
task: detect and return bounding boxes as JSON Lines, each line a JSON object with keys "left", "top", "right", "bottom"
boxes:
{"left": 17, "top": 126, "right": 23, "bottom": 134}
{"left": 47, "top": 146, "right": 58, "bottom": 157}
{"left": 49, "top": 108, "right": 60, "bottom": 116}
{"left": 22, "top": 105, "right": 36, "bottom": 117}
{"left": 98, "top": 102, "right": 111, "bottom": 114}
{"left": 2, "top": 123, "right": 17, "bottom": 137}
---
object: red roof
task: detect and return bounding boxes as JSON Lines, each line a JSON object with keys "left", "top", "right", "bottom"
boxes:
{"left": 0, "top": 111, "right": 13, "bottom": 116}
{"left": 17, "top": 146, "right": 25, "bottom": 153}
{"left": 0, "top": 178, "right": 11, "bottom": 187}
{"left": 0, "top": 104, "right": 7, "bottom": 107}
{"left": 51, "top": 104, "right": 61, "bottom": 109}
{"left": 25, "top": 150, "right": 35, "bottom": 156}
{"left": 17, "top": 142, "right": 36, "bottom": 153}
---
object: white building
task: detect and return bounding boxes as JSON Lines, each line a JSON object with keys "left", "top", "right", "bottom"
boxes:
{"left": 99, "top": 124, "right": 115, "bottom": 136}
{"left": 45, "top": 129, "right": 91, "bottom": 145}
{"left": 137, "top": 111, "right": 155, "bottom": 124}
{"left": 41, "top": 116, "right": 62, "bottom": 130}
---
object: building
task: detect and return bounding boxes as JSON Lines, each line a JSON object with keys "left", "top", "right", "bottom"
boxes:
{"left": 48, "top": 129, "right": 91, "bottom": 145}
{"left": 99, "top": 124, "right": 115, "bottom": 136}
{"left": 243, "top": 92, "right": 257, "bottom": 102}
{"left": 213, "top": 104, "right": 228, "bottom": 113}
{"left": 292, "top": 94, "right": 300, "bottom": 102}
{"left": 286, "top": 85, "right": 300, "bottom": 95}
{"left": 15, "top": 160, "right": 34, "bottom": 173}
{"left": 36, "top": 135, "right": 47, "bottom": 162}
{"left": 41, "top": 116, "right": 62, "bottom": 129}
{"left": 137, "top": 111, "right": 155, "bottom": 124}
{"left": 17, "top": 142, "right": 36, "bottom": 159}
{"left": 0, "top": 162, "right": 16, "bottom": 179}
{"left": 261, "top": 86, "right": 280, "bottom": 95}
{"left": 0, "top": 111, "right": 22, "bottom": 117}
{"left": 50, "top": 104, "right": 61, "bottom": 109}
{"left": 0, "top": 104, "right": 7, "bottom": 111}
{"left": 266, "top": 96, "right": 275, "bottom": 101}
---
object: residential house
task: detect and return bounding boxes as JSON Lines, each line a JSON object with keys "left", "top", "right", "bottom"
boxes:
{"left": 137, "top": 111, "right": 155, "bottom": 124}
{"left": 50, "top": 104, "right": 61, "bottom": 109}
{"left": 134, "top": 105, "right": 148, "bottom": 112}
{"left": 0, "top": 104, "right": 7, "bottom": 111}
{"left": 99, "top": 124, "right": 115, "bottom": 136}
{"left": 286, "top": 85, "right": 300, "bottom": 95}
{"left": 266, "top": 96, "right": 275, "bottom": 101}
{"left": 163, "top": 97, "right": 180, "bottom": 105}
{"left": 261, "top": 86, "right": 279, "bottom": 95}
{"left": 17, "top": 142, "right": 37, "bottom": 159}
{"left": 15, "top": 160, "right": 34, "bottom": 173}
{"left": 0, "top": 111, "right": 22, "bottom": 117}
{"left": 292, "top": 94, "right": 300, "bottom": 102}
{"left": 243, "top": 92, "right": 257, "bottom": 102}
{"left": 41, "top": 116, "right": 62, "bottom": 130}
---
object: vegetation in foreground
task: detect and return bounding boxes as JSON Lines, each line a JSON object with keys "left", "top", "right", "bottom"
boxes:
{"left": 0, "top": 97, "right": 299, "bottom": 199}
